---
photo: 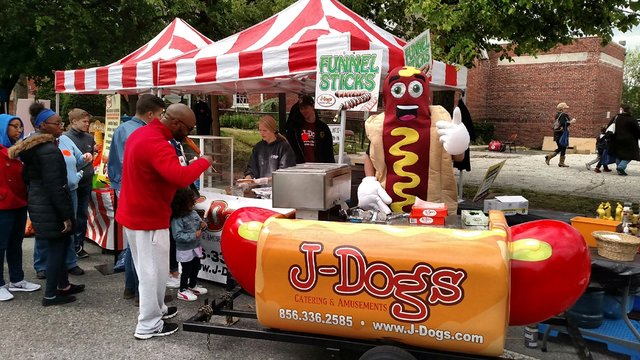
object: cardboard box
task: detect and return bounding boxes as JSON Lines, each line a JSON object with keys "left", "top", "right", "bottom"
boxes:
{"left": 409, "top": 216, "right": 445, "bottom": 226}
{"left": 409, "top": 203, "right": 447, "bottom": 226}
{"left": 483, "top": 196, "right": 529, "bottom": 216}
{"left": 410, "top": 207, "right": 448, "bottom": 218}
{"left": 461, "top": 210, "right": 489, "bottom": 227}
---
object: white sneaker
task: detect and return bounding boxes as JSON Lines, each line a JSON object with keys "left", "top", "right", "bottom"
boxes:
{"left": 0, "top": 286, "right": 14, "bottom": 301}
{"left": 9, "top": 280, "right": 41, "bottom": 292}
{"left": 166, "top": 276, "right": 180, "bottom": 289}
{"left": 188, "top": 286, "right": 208, "bottom": 295}
{"left": 177, "top": 289, "right": 197, "bottom": 302}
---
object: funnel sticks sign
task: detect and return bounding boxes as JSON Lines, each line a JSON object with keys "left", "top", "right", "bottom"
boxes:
{"left": 315, "top": 50, "right": 382, "bottom": 111}
{"left": 404, "top": 30, "right": 432, "bottom": 71}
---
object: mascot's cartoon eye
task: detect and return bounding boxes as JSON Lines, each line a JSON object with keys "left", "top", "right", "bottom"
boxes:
{"left": 408, "top": 81, "right": 423, "bottom": 98}
{"left": 390, "top": 83, "right": 406, "bottom": 98}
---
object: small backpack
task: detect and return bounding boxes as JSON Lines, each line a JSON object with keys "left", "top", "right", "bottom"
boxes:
{"left": 488, "top": 140, "right": 505, "bottom": 152}
{"left": 552, "top": 113, "right": 562, "bottom": 131}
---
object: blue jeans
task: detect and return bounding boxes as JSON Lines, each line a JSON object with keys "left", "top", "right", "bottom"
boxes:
{"left": 34, "top": 189, "right": 78, "bottom": 272}
{"left": 553, "top": 140, "right": 567, "bottom": 156}
{"left": 0, "top": 207, "right": 27, "bottom": 286}
{"left": 115, "top": 191, "right": 138, "bottom": 294}
{"left": 124, "top": 246, "right": 139, "bottom": 294}
{"left": 74, "top": 183, "right": 92, "bottom": 251}
{"left": 616, "top": 159, "right": 630, "bottom": 172}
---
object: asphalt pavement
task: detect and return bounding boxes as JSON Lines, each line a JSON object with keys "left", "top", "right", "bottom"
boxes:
{"left": 0, "top": 148, "right": 636, "bottom": 360}
{"left": 462, "top": 148, "right": 640, "bottom": 204}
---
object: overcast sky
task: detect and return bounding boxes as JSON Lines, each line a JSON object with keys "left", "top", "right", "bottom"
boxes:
{"left": 613, "top": 26, "right": 640, "bottom": 50}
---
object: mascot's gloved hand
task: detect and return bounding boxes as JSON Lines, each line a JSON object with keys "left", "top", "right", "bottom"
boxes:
{"left": 436, "top": 107, "right": 470, "bottom": 156}
{"left": 357, "top": 176, "right": 392, "bottom": 214}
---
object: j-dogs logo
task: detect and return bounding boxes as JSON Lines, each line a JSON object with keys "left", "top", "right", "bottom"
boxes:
{"left": 207, "top": 200, "right": 234, "bottom": 232}
{"left": 316, "top": 94, "right": 336, "bottom": 107}
{"left": 288, "top": 242, "right": 467, "bottom": 323}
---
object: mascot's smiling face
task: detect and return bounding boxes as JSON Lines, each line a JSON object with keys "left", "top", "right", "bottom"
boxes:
{"left": 383, "top": 66, "right": 430, "bottom": 123}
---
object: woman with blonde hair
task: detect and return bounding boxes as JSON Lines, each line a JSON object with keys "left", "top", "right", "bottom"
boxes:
{"left": 545, "top": 102, "right": 576, "bottom": 167}
{"left": 242, "top": 116, "right": 296, "bottom": 185}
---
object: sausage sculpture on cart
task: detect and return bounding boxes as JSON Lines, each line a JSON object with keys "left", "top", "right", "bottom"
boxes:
{"left": 183, "top": 66, "right": 591, "bottom": 359}
{"left": 183, "top": 208, "right": 590, "bottom": 359}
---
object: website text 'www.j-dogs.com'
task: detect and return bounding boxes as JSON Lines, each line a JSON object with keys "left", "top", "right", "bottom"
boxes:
{"left": 372, "top": 321, "right": 484, "bottom": 344}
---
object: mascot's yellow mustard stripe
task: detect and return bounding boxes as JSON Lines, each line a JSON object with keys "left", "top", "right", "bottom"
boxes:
{"left": 398, "top": 66, "right": 421, "bottom": 77}
{"left": 389, "top": 127, "right": 420, "bottom": 213}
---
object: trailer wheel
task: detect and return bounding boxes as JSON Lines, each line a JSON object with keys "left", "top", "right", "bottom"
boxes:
{"left": 358, "top": 346, "right": 417, "bottom": 360}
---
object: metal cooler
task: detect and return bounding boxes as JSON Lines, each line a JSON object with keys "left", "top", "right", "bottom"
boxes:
{"left": 272, "top": 163, "right": 351, "bottom": 220}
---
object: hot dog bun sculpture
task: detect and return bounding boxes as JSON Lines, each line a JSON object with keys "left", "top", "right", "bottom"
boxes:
{"left": 221, "top": 208, "right": 590, "bottom": 356}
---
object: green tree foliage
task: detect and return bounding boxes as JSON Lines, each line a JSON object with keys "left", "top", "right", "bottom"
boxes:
{"left": 343, "top": 1, "right": 640, "bottom": 68}
{"left": 408, "top": 0, "right": 640, "bottom": 67}
{"left": 2, "top": 0, "right": 638, "bottom": 99}
{"left": 623, "top": 49, "right": 640, "bottom": 115}
{"left": 0, "top": 0, "right": 289, "bottom": 100}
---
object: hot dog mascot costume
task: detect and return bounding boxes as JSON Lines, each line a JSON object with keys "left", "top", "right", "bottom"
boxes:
{"left": 358, "top": 66, "right": 469, "bottom": 215}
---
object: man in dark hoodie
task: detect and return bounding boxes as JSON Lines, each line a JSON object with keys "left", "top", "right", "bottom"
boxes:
{"left": 285, "top": 95, "right": 335, "bottom": 164}
{"left": 9, "top": 102, "right": 85, "bottom": 306}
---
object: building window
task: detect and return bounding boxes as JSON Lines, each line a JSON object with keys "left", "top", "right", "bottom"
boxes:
{"left": 232, "top": 93, "right": 249, "bottom": 109}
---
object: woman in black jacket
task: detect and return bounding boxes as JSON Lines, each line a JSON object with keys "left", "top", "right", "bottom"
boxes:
{"left": 607, "top": 104, "right": 640, "bottom": 176}
{"left": 9, "top": 102, "right": 85, "bottom": 306}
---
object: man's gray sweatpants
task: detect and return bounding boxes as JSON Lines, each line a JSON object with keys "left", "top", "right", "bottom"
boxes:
{"left": 125, "top": 227, "right": 170, "bottom": 335}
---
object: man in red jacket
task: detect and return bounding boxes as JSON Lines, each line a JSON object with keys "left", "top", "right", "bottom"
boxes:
{"left": 116, "top": 103, "right": 212, "bottom": 339}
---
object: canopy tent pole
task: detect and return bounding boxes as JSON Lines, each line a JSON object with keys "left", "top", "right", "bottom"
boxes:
{"left": 278, "top": 93, "right": 287, "bottom": 133}
{"left": 458, "top": 170, "right": 464, "bottom": 202}
{"left": 338, "top": 110, "right": 346, "bottom": 164}
{"left": 55, "top": 93, "right": 60, "bottom": 114}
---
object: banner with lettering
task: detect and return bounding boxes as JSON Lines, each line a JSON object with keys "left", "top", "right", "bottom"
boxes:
{"left": 404, "top": 30, "right": 432, "bottom": 71}
{"left": 97, "top": 94, "right": 121, "bottom": 181}
{"left": 314, "top": 50, "right": 382, "bottom": 111}
{"left": 255, "top": 218, "right": 510, "bottom": 356}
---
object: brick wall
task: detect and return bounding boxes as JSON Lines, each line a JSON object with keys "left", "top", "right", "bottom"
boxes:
{"left": 465, "top": 37, "right": 625, "bottom": 148}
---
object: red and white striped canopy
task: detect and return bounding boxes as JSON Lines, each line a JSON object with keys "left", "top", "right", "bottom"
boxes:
{"left": 55, "top": 18, "right": 213, "bottom": 94}
{"left": 157, "top": 0, "right": 466, "bottom": 94}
